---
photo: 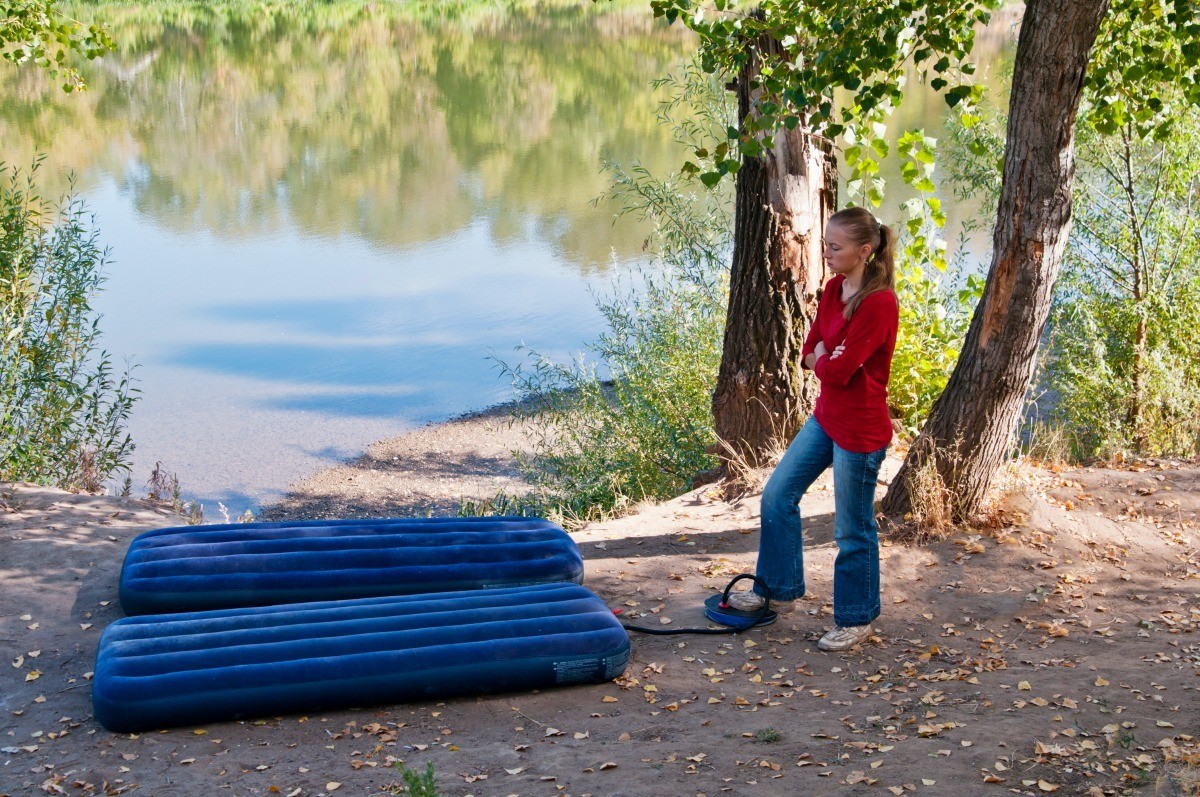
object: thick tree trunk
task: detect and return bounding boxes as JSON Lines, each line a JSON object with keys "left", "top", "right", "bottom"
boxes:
{"left": 711, "top": 36, "right": 836, "bottom": 467}
{"left": 882, "top": 0, "right": 1110, "bottom": 519}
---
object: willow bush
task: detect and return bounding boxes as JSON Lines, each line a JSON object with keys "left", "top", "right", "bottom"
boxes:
{"left": 0, "top": 160, "right": 136, "bottom": 490}
{"left": 1047, "top": 111, "right": 1200, "bottom": 459}
{"left": 950, "top": 102, "right": 1200, "bottom": 461}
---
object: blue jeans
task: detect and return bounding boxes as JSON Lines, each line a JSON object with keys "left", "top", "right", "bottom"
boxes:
{"left": 755, "top": 416, "right": 886, "bottom": 626}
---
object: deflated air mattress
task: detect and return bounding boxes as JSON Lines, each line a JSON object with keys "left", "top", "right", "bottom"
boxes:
{"left": 119, "top": 516, "right": 583, "bottom": 615}
{"left": 93, "top": 583, "right": 630, "bottom": 733}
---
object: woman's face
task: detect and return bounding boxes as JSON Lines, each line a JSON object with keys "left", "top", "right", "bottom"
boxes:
{"left": 823, "top": 222, "right": 872, "bottom": 279}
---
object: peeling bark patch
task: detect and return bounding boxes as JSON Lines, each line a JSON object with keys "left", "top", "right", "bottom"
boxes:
{"left": 980, "top": 255, "right": 1016, "bottom": 349}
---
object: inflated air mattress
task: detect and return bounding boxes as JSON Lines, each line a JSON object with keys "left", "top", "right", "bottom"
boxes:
{"left": 93, "top": 583, "right": 630, "bottom": 732}
{"left": 119, "top": 516, "right": 583, "bottom": 615}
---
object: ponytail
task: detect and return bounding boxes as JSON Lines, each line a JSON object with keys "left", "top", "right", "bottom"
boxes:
{"left": 828, "top": 207, "right": 896, "bottom": 320}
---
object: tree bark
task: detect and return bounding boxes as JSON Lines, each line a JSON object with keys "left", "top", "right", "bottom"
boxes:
{"left": 882, "top": 0, "right": 1110, "bottom": 519}
{"left": 711, "top": 35, "right": 837, "bottom": 467}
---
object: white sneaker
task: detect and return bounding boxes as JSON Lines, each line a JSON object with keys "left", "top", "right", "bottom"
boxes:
{"left": 725, "top": 591, "right": 794, "bottom": 613}
{"left": 817, "top": 624, "right": 873, "bottom": 651}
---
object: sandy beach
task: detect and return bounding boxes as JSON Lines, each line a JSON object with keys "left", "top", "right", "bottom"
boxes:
{"left": 2, "top": 412, "right": 1198, "bottom": 797}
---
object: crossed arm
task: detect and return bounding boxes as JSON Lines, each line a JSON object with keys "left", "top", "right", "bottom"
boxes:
{"left": 801, "top": 298, "right": 892, "bottom": 387}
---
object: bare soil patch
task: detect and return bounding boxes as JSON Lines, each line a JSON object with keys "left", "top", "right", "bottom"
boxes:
{"left": 2, "top": 427, "right": 1197, "bottom": 797}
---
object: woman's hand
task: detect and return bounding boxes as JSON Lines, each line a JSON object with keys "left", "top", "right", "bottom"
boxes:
{"left": 830, "top": 344, "right": 846, "bottom": 359}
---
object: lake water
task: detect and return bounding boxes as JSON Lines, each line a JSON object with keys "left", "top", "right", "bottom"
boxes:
{"left": 1, "top": 2, "right": 1015, "bottom": 514}
{"left": 2, "top": 3, "right": 696, "bottom": 512}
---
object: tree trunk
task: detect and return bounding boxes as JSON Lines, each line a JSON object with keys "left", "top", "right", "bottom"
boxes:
{"left": 1122, "top": 127, "right": 1149, "bottom": 454}
{"left": 1130, "top": 315, "right": 1147, "bottom": 453}
{"left": 882, "top": 0, "right": 1110, "bottom": 520}
{"left": 711, "top": 35, "right": 837, "bottom": 468}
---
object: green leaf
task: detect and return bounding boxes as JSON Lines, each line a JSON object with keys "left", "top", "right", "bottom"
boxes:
{"left": 738, "top": 138, "right": 763, "bottom": 159}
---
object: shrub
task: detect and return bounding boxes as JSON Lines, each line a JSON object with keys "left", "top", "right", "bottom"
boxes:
{"left": 1047, "top": 111, "right": 1200, "bottom": 459}
{"left": 492, "top": 61, "right": 732, "bottom": 526}
{"left": 889, "top": 228, "right": 983, "bottom": 437}
{"left": 948, "top": 101, "right": 1200, "bottom": 461}
{"left": 883, "top": 129, "right": 984, "bottom": 436}
{"left": 0, "top": 160, "right": 136, "bottom": 490}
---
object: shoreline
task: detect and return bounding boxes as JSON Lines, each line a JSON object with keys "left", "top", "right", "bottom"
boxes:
{"left": 258, "top": 398, "right": 539, "bottom": 522}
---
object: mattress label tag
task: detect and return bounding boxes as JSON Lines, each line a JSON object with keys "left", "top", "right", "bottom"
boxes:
{"left": 554, "top": 658, "right": 600, "bottom": 684}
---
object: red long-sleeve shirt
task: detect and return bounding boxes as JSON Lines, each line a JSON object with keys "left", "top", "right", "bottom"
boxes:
{"left": 801, "top": 275, "right": 898, "bottom": 453}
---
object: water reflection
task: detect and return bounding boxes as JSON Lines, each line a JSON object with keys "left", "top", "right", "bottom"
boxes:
{"left": 0, "top": 2, "right": 691, "bottom": 269}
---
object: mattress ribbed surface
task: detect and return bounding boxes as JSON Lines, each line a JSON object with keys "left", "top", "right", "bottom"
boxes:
{"left": 93, "top": 583, "right": 630, "bottom": 732}
{"left": 119, "top": 516, "right": 583, "bottom": 614}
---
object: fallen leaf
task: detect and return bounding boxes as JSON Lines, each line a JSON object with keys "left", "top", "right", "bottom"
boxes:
{"left": 505, "top": 767, "right": 526, "bottom": 775}
{"left": 25, "top": 670, "right": 41, "bottom": 682}
{"left": 1018, "top": 681, "right": 1032, "bottom": 691}
{"left": 544, "top": 728, "right": 564, "bottom": 737}
{"left": 326, "top": 783, "right": 341, "bottom": 792}
{"left": 1038, "top": 780, "right": 1059, "bottom": 792}
{"left": 601, "top": 696, "right": 618, "bottom": 703}
{"left": 574, "top": 732, "right": 590, "bottom": 740}
{"left": 599, "top": 762, "right": 617, "bottom": 770}
{"left": 1094, "top": 677, "right": 1109, "bottom": 687}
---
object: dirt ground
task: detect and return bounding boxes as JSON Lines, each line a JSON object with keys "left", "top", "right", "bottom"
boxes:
{"left": 2, "top": 411, "right": 1198, "bottom": 797}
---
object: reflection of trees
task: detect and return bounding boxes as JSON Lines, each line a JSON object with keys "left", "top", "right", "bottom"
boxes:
{"left": 0, "top": 2, "right": 692, "bottom": 268}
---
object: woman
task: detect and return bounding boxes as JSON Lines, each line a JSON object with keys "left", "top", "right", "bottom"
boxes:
{"left": 728, "top": 206, "right": 898, "bottom": 652}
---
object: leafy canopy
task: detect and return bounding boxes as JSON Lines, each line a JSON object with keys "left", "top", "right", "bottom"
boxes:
{"left": 1, "top": 0, "right": 113, "bottom": 91}
{"left": 647, "top": 0, "right": 1000, "bottom": 194}
{"left": 1087, "top": 0, "right": 1200, "bottom": 139}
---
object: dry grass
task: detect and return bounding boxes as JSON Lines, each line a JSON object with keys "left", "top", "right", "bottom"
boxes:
{"left": 707, "top": 428, "right": 790, "bottom": 503}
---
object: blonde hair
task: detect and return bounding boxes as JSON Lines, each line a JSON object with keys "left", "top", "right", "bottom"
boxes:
{"left": 828, "top": 207, "right": 896, "bottom": 320}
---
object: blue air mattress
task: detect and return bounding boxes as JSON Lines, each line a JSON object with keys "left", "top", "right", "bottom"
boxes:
{"left": 93, "top": 583, "right": 630, "bottom": 733}
{"left": 119, "top": 516, "right": 583, "bottom": 615}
